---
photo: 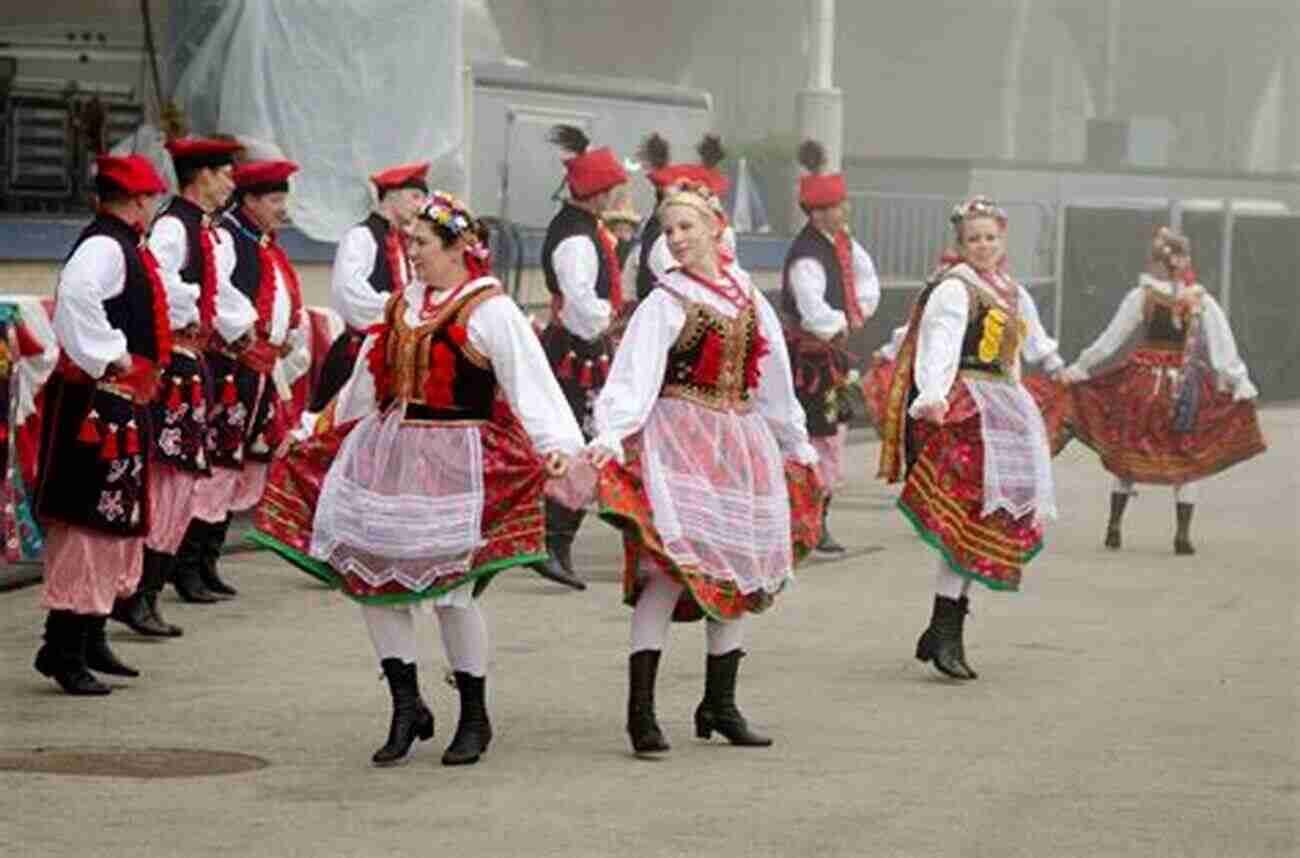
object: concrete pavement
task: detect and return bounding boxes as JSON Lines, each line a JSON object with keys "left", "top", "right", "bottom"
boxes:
{"left": 1, "top": 408, "right": 1296, "bottom": 858}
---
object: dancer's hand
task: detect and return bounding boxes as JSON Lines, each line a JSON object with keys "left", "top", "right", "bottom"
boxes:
{"left": 915, "top": 402, "right": 947, "bottom": 424}
{"left": 583, "top": 445, "right": 615, "bottom": 469}
{"left": 544, "top": 451, "right": 570, "bottom": 478}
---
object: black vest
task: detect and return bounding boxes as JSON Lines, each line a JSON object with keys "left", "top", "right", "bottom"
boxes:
{"left": 160, "top": 195, "right": 209, "bottom": 289}
{"left": 223, "top": 207, "right": 266, "bottom": 303}
{"left": 542, "top": 203, "right": 613, "bottom": 302}
{"left": 67, "top": 214, "right": 164, "bottom": 362}
{"left": 636, "top": 213, "right": 663, "bottom": 300}
{"left": 780, "top": 223, "right": 845, "bottom": 321}
{"left": 362, "top": 213, "right": 400, "bottom": 294}
{"left": 1143, "top": 292, "right": 1188, "bottom": 349}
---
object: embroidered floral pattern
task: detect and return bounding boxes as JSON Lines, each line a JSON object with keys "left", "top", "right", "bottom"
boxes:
{"left": 96, "top": 490, "right": 125, "bottom": 522}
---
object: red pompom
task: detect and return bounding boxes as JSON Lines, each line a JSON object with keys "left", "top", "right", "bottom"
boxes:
{"left": 597, "top": 353, "right": 611, "bottom": 382}
{"left": 99, "top": 423, "right": 120, "bottom": 460}
{"left": 579, "top": 359, "right": 594, "bottom": 388}
{"left": 190, "top": 375, "right": 203, "bottom": 407}
{"left": 558, "top": 351, "right": 576, "bottom": 380}
{"left": 124, "top": 420, "right": 141, "bottom": 455}
{"left": 221, "top": 375, "right": 238, "bottom": 406}
{"left": 423, "top": 341, "right": 457, "bottom": 407}
{"left": 77, "top": 409, "right": 101, "bottom": 444}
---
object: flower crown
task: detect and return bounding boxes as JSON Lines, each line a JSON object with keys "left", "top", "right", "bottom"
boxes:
{"left": 656, "top": 180, "right": 726, "bottom": 224}
{"left": 1152, "top": 226, "right": 1190, "bottom": 261}
{"left": 419, "top": 191, "right": 489, "bottom": 261}
{"left": 950, "top": 195, "right": 1008, "bottom": 229}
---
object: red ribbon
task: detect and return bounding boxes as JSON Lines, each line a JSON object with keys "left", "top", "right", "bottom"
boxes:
{"left": 382, "top": 227, "right": 407, "bottom": 293}
{"left": 198, "top": 221, "right": 219, "bottom": 334}
{"left": 833, "top": 230, "right": 864, "bottom": 330}
{"left": 594, "top": 222, "right": 624, "bottom": 313}
{"left": 138, "top": 244, "right": 174, "bottom": 367}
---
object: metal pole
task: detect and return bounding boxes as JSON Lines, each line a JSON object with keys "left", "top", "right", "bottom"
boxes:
{"left": 1219, "top": 200, "right": 1234, "bottom": 318}
{"left": 1053, "top": 198, "right": 1067, "bottom": 342}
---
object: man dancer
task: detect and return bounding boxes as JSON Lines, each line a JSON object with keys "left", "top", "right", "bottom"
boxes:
{"left": 537, "top": 125, "right": 628, "bottom": 590}
{"left": 780, "top": 140, "right": 880, "bottom": 552}
{"left": 34, "top": 154, "right": 171, "bottom": 694}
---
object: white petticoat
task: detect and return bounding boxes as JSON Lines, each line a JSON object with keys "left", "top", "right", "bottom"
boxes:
{"left": 640, "top": 398, "right": 793, "bottom": 595}
{"left": 964, "top": 378, "right": 1057, "bottom": 523}
{"left": 310, "top": 408, "right": 485, "bottom": 595}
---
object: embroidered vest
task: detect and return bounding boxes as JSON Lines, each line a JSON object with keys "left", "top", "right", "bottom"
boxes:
{"left": 661, "top": 298, "right": 763, "bottom": 413}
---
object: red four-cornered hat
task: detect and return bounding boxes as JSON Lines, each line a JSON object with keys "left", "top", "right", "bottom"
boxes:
{"left": 233, "top": 160, "right": 300, "bottom": 193}
{"left": 564, "top": 148, "right": 627, "bottom": 199}
{"left": 369, "top": 161, "right": 430, "bottom": 192}
{"left": 95, "top": 154, "right": 168, "bottom": 195}
{"left": 799, "top": 173, "right": 846, "bottom": 209}
{"left": 165, "top": 136, "right": 242, "bottom": 168}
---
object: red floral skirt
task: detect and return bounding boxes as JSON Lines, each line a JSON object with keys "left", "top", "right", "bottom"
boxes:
{"left": 251, "top": 401, "right": 548, "bottom": 603}
{"left": 1070, "top": 351, "right": 1266, "bottom": 484}
{"left": 861, "top": 356, "right": 895, "bottom": 431}
{"left": 899, "top": 388, "right": 1044, "bottom": 592}
{"left": 597, "top": 433, "right": 823, "bottom": 623}
{"left": 1022, "top": 373, "right": 1073, "bottom": 457}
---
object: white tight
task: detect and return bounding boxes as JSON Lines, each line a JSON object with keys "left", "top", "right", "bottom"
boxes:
{"left": 1113, "top": 478, "right": 1198, "bottom": 503}
{"left": 629, "top": 568, "right": 745, "bottom": 655}
{"left": 360, "top": 601, "right": 489, "bottom": 677}
{"left": 934, "top": 555, "right": 972, "bottom": 600}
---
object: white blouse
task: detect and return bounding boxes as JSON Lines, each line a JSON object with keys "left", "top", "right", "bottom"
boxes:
{"left": 149, "top": 212, "right": 256, "bottom": 341}
{"left": 1068, "top": 274, "right": 1257, "bottom": 399}
{"left": 550, "top": 234, "right": 613, "bottom": 342}
{"left": 909, "top": 270, "right": 1063, "bottom": 418}
{"left": 331, "top": 221, "right": 409, "bottom": 331}
{"left": 787, "top": 235, "right": 882, "bottom": 340}
{"left": 590, "top": 264, "right": 817, "bottom": 465}
{"left": 334, "top": 278, "right": 584, "bottom": 456}
{"left": 52, "top": 236, "right": 130, "bottom": 379}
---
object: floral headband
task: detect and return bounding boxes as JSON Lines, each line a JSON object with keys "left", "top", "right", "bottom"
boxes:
{"left": 418, "top": 191, "right": 489, "bottom": 261}
{"left": 656, "top": 180, "right": 726, "bottom": 227}
{"left": 950, "top": 195, "right": 1008, "bottom": 229}
{"left": 1152, "top": 226, "right": 1190, "bottom": 260}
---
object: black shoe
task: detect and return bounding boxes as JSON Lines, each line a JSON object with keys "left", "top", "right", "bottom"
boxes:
{"left": 815, "top": 494, "right": 846, "bottom": 554}
{"left": 915, "top": 595, "right": 976, "bottom": 680}
{"left": 1174, "top": 503, "right": 1196, "bottom": 556}
{"left": 694, "top": 649, "right": 772, "bottom": 746}
{"left": 372, "top": 659, "right": 435, "bottom": 767}
{"left": 33, "top": 611, "right": 112, "bottom": 695}
{"left": 112, "top": 549, "right": 180, "bottom": 637}
{"left": 84, "top": 616, "right": 139, "bottom": 677}
{"left": 1105, "top": 492, "right": 1129, "bottom": 550}
{"left": 173, "top": 521, "right": 222, "bottom": 603}
{"left": 535, "top": 501, "right": 586, "bottom": 591}
{"left": 627, "top": 650, "right": 670, "bottom": 754}
{"left": 198, "top": 517, "right": 238, "bottom": 596}
{"left": 442, "top": 672, "right": 492, "bottom": 766}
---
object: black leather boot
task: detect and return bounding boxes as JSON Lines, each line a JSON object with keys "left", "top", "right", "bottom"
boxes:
{"left": 372, "top": 659, "right": 435, "bottom": 767}
{"left": 914, "top": 595, "right": 976, "bottom": 680}
{"left": 111, "top": 549, "right": 180, "bottom": 637}
{"left": 34, "top": 611, "right": 111, "bottom": 695}
{"left": 198, "top": 516, "right": 238, "bottom": 596}
{"left": 1105, "top": 491, "right": 1129, "bottom": 550}
{"left": 85, "top": 615, "right": 139, "bottom": 677}
{"left": 627, "top": 649, "right": 670, "bottom": 754}
{"left": 442, "top": 672, "right": 493, "bottom": 766}
{"left": 172, "top": 520, "right": 221, "bottom": 603}
{"left": 694, "top": 649, "right": 772, "bottom": 746}
{"left": 1174, "top": 502, "right": 1196, "bottom": 555}
{"left": 954, "top": 595, "right": 978, "bottom": 679}
{"left": 815, "top": 493, "right": 846, "bottom": 554}
{"left": 534, "top": 500, "right": 586, "bottom": 591}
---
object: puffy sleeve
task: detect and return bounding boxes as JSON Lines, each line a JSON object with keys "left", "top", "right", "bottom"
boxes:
{"left": 753, "top": 290, "right": 817, "bottom": 464}
{"left": 1070, "top": 288, "right": 1144, "bottom": 377}
{"left": 330, "top": 226, "right": 386, "bottom": 330}
{"left": 272, "top": 308, "right": 313, "bottom": 399}
{"left": 1199, "top": 292, "right": 1258, "bottom": 400}
{"left": 552, "top": 235, "right": 612, "bottom": 341}
{"left": 877, "top": 325, "right": 907, "bottom": 361}
{"left": 1018, "top": 285, "right": 1063, "bottom": 372}
{"left": 908, "top": 279, "right": 969, "bottom": 418}
{"left": 852, "top": 239, "right": 881, "bottom": 320}
{"left": 589, "top": 289, "right": 685, "bottom": 462}
{"left": 52, "top": 236, "right": 129, "bottom": 378}
{"left": 147, "top": 214, "right": 200, "bottom": 330}
{"left": 466, "top": 294, "right": 584, "bottom": 456}
{"left": 211, "top": 227, "right": 256, "bottom": 345}
{"left": 789, "top": 256, "right": 847, "bottom": 340}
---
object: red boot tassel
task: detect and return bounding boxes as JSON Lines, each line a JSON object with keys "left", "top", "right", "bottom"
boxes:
{"left": 78, "top": 409, "right": 102, "bottom": 444}
{"left": 221, "top": 375, "right": 238, "bottom": 406}
{"left": 558, "top": 351, "right": 576, "bottom": 380}
{"left": 579, "top": 359, "right": 594, "bottom": 388}
{"left": 124, "top": 420, "right": 141, "bottom": 456}
{"left": 190, "top": 375, "right": 204, "bottom": 408}
{"left": 99, "top": 423, "right": 120, "bottom": 461}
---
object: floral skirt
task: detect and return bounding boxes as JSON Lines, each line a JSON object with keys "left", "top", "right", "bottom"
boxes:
{"left": 597, "top": 405, "right": 823, "bottom": 623}
{"left": 251, "top": 401, "right": 547, "bottom": 604}
{"left": 1070, "top": 352, "right": 1266, "bottom": 484}
{"left": 861, "top": 355, "right": 895, "bottom": 432}
{"left": 1022, "top": 374, "right": 1073, "bottom": 457}
{"left": 899, "top": 395, "right": 1044, "bottom": 592}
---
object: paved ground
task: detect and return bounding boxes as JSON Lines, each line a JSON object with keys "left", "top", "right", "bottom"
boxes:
{"left": 1, "top": 409, "right": 1296, "bottom": 858}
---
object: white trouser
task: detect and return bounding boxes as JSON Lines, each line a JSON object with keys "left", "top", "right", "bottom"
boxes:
{"left": 1113, "top": 478, "right": 1198, "bottom": 503}
{"left": 630, "top": 566, "right": 745, "bottom": 655}
{"left": 361, "top": 600, "right": 489, "bottom": 677}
